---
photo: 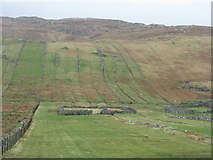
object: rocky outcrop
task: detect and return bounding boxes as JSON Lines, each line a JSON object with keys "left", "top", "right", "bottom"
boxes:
{"left": 182, "top": 82, "right": 211, "bottom": 92}
{"left": 1, "top": 16, "right": 210, "bottom": 41}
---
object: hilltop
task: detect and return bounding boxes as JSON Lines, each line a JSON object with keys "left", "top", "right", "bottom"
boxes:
{"left": 1, "top": 16, "right": 210, "bottom": 41}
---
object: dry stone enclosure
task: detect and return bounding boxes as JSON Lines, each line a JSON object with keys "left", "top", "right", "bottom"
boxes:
{"left": 57, "top": 106, "right": 137, "bottom": 115}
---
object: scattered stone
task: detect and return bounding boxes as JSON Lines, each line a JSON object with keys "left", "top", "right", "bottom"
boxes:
{"left": 168, "top": 115, "right": 213, "bottom": 122}
{"left": 188, "top": 135, "right": 201, "bottom": 141}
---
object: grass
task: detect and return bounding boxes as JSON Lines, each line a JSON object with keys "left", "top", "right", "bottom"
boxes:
{"left": 116, "top": 108, "right": 212, "bottom": 138}
{"left": 4, "top": 102, "right": 211, "bottom": 158}
{"left": 2, "top": 42, "right": 23, "bottom": 92}
{"left": 188, "top": 107, "right": 210, "bottom": 112}
{"left": 123, "top": 35, "right": 211, "bottom": 102}
{"left": 1, "top": 35, "right": 211, "bottom": 158}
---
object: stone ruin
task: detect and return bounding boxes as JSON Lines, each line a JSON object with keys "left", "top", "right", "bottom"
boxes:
{"left": 164, "top": 99, "right": 213, "bottom": 122}
{"left": 57, "top": 106, "right": 137, "bottom": 116}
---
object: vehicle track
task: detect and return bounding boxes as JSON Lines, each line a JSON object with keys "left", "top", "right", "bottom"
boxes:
{"left": 97, "top": 42, "right": 137, "bottom": 103}
{"left": 98, "top": 41, "right": 148, "bottom": 103}
{"left": 112, "top": 42, "right": 170, "bottom": 104}
{"left": 110, "top": 43, "right": 149, "bottom": 103}
{"left": 145, "top": 42, "right": 187, "bottom": 101}
{"left": 113, "top": 43, "right": 161, "bottom": 101}
{"left": 93, "top": 42, "right": 128, "bottom": 103}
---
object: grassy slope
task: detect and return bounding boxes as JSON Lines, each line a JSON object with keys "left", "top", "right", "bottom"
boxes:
{"left": 123, "top": 35, "right": 211, "bottom": 102}
{"left": 2, "top": 35, "right": 211, "bottom": 158}
{"left": 2, "top": 40, "right": 43, "bottom": 135}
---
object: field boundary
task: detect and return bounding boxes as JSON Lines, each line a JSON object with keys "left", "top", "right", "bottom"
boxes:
{"left": 1, "top": 102, "right": 40, "bottom": 155}
{"left": 3, "top": 43, "right": 25, "bottom": 94}
{"left": 95, "top": 42, "right": 138, "bottom": 103}
{"left": 93, "top": 42, "right": 122, "bottom": 103}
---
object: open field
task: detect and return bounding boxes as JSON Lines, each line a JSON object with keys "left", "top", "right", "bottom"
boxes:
{"left": 1, "top": 32, "right": 211, "bottom": 158}
{"left": 3, "top": 102, "right": 211, "bottom": 158}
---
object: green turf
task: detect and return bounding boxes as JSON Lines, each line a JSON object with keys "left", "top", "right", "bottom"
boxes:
{"left": 4, "top": 102, "right": 211, "bottom": 158}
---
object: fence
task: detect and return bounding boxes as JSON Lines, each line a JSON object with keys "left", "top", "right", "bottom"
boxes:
{"left": 1, "top": 102, "right": 40, "bottom": 155}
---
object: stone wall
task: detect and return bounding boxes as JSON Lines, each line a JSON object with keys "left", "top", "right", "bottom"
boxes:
{"left": 1, "top": 102, "right": 40, "bottom": 155}
{"left": 58, "top": 106, "right": 137, "bottom": 116}
{"left": 164, "top": 99, "right": 212, "bottom": 114}
{"left": 164, "top": 99, "right": 212, "bottom": 122}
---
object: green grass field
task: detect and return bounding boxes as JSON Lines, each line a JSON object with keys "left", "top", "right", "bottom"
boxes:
{"left": 2, "top": 36, "right": 211, "bottom": 158}
{"left": 4, "top": 102, "right": 211, "bottom": 158}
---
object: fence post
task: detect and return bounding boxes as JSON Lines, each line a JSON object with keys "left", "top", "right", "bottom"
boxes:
{"left": 6, "top": 136, "right": 8, "bottom": 152}
{"left": 19, "top": 128, "right": 21, "bottom": 139}
{"left": 1, "top": 138, "right": 3, "bottom": 155}
{"left": 4, "top": 138, "right": 6, "bottom": 153}
{"left": 7, "top": 136, "right": 10, "bottom": 150}
{"left": 2, "top": 139, "right": 4, "bottom": 154}
{"left": 12, "top": 134, "right": 15, "bottom": 149}
{"left": 4, "top": 138, "right": 6, "bottom": 154}
{"left": 15, "top": 131, "right": 17, "bottom": 144}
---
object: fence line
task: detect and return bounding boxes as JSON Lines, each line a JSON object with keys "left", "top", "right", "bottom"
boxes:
{"left": 1, "top": 102, "right": 40, "bottom": 155}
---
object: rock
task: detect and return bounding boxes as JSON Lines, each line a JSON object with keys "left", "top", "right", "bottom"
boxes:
{"left": 182, "top": 82, "right": 210, "bottom": 92}
{"left": 189, "top": 135, "right": 201, "bottom": 141}
{"left": 62, "top": 46, "right": 69, "bottom": 50}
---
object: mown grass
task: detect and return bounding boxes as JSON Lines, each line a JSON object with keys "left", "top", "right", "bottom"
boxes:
{"left": 116, "top": 109, "right": 211, "bottom": 138}
{"left": 4, "top": 102, "right": 211, "bottom": 158}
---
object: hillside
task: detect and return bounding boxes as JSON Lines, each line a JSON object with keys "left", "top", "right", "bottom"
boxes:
{"left": 1, "top": 17, "right": 212, "bottom": 158}
{"left": 1, "top": 16, "right": 211, "bottom": 41}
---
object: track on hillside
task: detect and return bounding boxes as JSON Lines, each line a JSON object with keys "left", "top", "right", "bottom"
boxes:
{"left": 109, "top": 43, "right": 149, "bottom": 103}
{"left": 95, "top": 41, "right": 150, "bottom": 104}
{"left": 93, "top": 42, "right": 123, "bottom": 103}
{"left": 94, "top": 42, "right": 133, "bottom": 104}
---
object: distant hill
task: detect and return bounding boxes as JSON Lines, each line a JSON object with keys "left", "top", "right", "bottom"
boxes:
{"left": 1, "top": 16, "right": 211, "bottom": 41}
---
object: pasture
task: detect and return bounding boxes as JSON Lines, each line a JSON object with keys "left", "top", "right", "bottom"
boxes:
{"left": 4, "top": 102, "right": 211, "bottom": 158}
{"left": 1, "top": 35, "right": 211, "bottom": 158}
